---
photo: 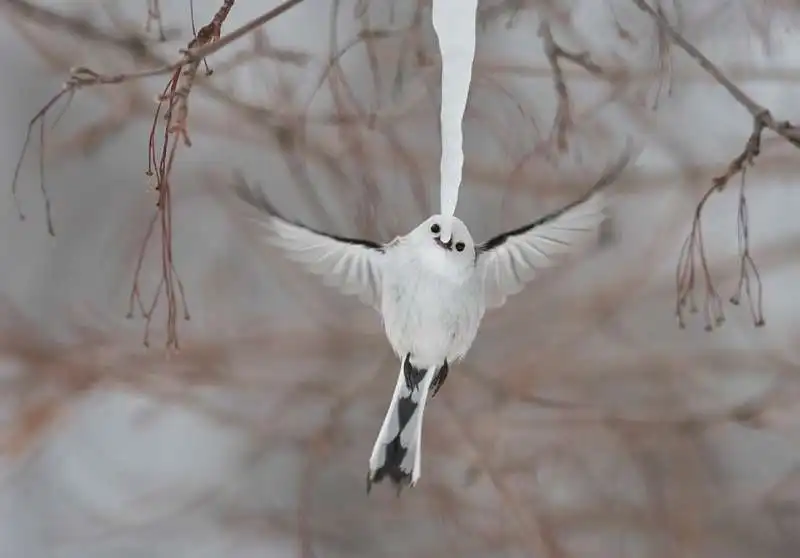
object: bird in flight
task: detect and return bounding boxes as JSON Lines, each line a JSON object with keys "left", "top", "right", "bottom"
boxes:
{"left": 233, "top": 145, "right": 634, "bottom": 494}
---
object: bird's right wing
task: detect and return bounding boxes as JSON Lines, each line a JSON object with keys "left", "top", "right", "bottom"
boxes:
{"left": 476, "top": 144, "right": 635, "bottom": 309}
{"left": 234, "top": 178, "right": 386, "bottom": 308}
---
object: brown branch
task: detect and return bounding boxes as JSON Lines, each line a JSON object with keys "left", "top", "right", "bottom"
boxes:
{"left": 537, "top": 19, "right": 603, "bottom": 152}
{"left": 56, "top": 88, "right": 147, "bottom": 157}
{"left": 10, "top": 0, "right": 309, "bottom": 351}
{"left": 46, "top": 0, "right": 306, "bottom": 83}
{"left": 651, "top": 2, "right": 674, "bottom": 109}
{"left": 145, "top": 0, "right": 166, "bottom": 41}
{"left": 631, "top": 0, "right": 790, "bottom": 331}
{"left": 5, "top": 0, "right": 151, "bottom": 54}
{"left": 10, "top": 0, "right": 307, "bottom": 234}
{"left": 127, "top": 0, "right": 238, "bottom": 350}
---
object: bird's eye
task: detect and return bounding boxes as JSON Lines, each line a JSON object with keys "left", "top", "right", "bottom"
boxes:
{"left": 455, "top": 242, "right": 465, "bottom": 252}
{"left": 430, "top": 223, "right": 441, "bottom": 234}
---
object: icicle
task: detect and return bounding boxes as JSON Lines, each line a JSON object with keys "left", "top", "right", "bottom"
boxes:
{"left": 432, "top": 0, "right": 478, "bottom": 242}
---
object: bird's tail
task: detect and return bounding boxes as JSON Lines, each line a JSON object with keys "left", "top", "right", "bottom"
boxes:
{"left": 367, "top": 355, "right": 444, "bottom": 493}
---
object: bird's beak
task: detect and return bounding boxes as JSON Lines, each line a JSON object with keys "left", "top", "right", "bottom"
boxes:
{"left": 434, "top": 236, "right": 453, "bottom": 251}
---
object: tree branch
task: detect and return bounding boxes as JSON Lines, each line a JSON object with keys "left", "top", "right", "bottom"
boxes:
{"left": 631, "top": 0, "right": 789, "bottom": 330}
{"left": 10, "top": 0, "right": 308, "bottom": 350}
{"left": 537, "top": 19, "right": 603, "bottom": 152}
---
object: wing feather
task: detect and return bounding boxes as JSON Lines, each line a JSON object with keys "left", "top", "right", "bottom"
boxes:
{"left": 234, "top": 179, "right": 385, "bottom": 308}
{"left": 477, "top": 145, "right": 635, "bottom": 308}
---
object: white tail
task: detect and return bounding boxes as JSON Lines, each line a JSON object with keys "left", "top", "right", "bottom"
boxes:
{"left": 367, "top": 357, "right": 438, "bottom": 492}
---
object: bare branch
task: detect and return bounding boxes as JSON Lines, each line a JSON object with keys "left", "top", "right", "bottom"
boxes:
{"left": 9, "top": 0, "right": 312, "bottom": 350}
{"left": 145, "top": 0, "right": 167, "bottom": 41}
{"left": 127, "top": 0, "right": 238, "bottom": 350}
{"left": 630, "top": 0, "right": 792, "bottom": 330}
{"left": 537, "top": 19, "right": 603, "bottom": 152}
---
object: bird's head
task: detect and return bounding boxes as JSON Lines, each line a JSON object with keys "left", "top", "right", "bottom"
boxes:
{"left": 408, "top": 214, "right": 476, "bottom": 275}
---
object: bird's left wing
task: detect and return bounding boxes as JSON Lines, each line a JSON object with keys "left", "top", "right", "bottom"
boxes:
{"left": 476, "top": 145, "right": 635, "bottom": 309}
{"left": 234, "top": 179, "right": 386, "bottom": 308}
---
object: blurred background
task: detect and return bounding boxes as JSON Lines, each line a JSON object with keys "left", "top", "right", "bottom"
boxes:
{"left": 2, "top": 0, "right": 800, "bottom": 556}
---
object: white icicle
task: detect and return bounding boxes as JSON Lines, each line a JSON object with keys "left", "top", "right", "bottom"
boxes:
{"left": 432, "top": 0, "right": 478, "bottom": 242}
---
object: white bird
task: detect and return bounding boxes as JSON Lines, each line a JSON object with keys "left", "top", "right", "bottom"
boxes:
{"left": 234, "top": 146, "right": 634, "bottom": 494}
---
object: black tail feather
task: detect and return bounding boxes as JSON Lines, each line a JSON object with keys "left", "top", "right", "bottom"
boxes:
{"left": 431, "top": 360, "right": 449, "bottom": 397}
{"left": 367, "top": 356, "right": 450, "bottom": 494}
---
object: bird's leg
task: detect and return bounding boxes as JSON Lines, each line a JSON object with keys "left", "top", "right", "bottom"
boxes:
{"left": 430, "top": 360, "right": 449, "bottom": 397}
{"left": 403, "top": 354, "right": 425, "bottom": 392}
{"left": 403, "top": 355, "right": 414, "bottom": 390}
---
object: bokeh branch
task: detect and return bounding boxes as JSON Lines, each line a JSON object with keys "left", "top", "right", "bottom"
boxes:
{"left": 145, "top": 0, "right": 166, "bottom": 41}
{"left": 538, "top": 19, "right": 603, "bottom": 152}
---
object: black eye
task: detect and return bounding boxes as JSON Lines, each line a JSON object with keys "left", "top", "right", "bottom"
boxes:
{"left": 430, "top": 223, "right": 440, "bottom": 234}
{"left": 455, "top": 242, "right": 465, "bottom": 252}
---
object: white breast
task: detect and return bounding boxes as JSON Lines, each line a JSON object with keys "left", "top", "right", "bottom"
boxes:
{"left": 380, "top": 244, "right": 484, "bottom": 368}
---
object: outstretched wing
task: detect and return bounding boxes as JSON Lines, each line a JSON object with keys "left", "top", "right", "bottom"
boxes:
{"left": 234, "top": 179, "right": 386, "bottom": 308}
{"left": 477, "top": 145, "right": 634, "bottom": 309}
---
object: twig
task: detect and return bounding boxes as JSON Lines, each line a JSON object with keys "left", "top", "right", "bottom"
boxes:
{"left": 12, "top": 0, "right": 308, "bottom": 350}
{"left": 126, "top": 0, "right": 238, "bottom": 350}
{"left": 5, "top": 0, "right": 151, "bottom": 54}
{"left": 631, "top": 0, "right": 791, "bottom": 330}
{"left": 650, "top": 1, "right": 674, "bottom": 109}
{"left": 537, "top": 20, "right": 603, "bottom": 152}
{"left": 145, "top": 0, "right": 166, "bottom": 41}
{"left": 11, "top": 0, "right": 307, "bottom": 235}
{"left": 189, "top": 0, "right": 213, "bottom": 75}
